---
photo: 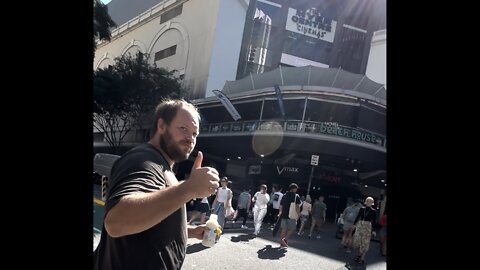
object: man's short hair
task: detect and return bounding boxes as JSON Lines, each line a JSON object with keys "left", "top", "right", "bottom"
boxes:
{"left": 150, "top": 98, "right": 200, "bottom": 137}
{"left": 288, "top": 183, "right": 298, "bottom": 190}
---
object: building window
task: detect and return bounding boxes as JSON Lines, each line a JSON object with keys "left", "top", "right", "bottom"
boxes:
{"left": 357, "top": 105, "right": 386, "bottom": 135}
{"left": 234, "top": 101, "right": 262, "bottom": 121}
{"left": 261, "top": 100, "right": 284, "bottom": 120}
{"left": 160, "top": 5, "right": 183, "bottom": 24}
{"left": 200, "top": 106, "right": 234, "bottom": 123}
{"left": 135, "top": 129, "right": 150, "bottom": 141}
{"left": 154, "top": 45, "right": 177, "bottom": 61}
{"left": 283, "top": 33, "right": 332, "bottom": 65}
{"left": 335, "top": 27, "right": 367, "bottom": 74}
{"left": 93, "top": 132, "right": 104, "bottom": 142}
{"left": 305, "top": 99, "right": 359, "bottom": 127}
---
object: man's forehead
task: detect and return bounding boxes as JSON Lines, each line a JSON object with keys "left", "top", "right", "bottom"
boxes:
{"left": 175, "top": 108, "right": 199, "bottom": 126}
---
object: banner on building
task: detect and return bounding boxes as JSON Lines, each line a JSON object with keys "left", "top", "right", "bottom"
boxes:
{"left": 285, "top": 7, "right": 337, "bottom": 43}
{"left": 212, "top": 90, "right": 242, "bottom": 121}
{"left": 274, "top": 84, "right": 286, "bottom": 120}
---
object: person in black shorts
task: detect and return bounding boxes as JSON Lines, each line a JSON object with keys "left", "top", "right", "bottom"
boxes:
{"left": 188, "top": 197, "right": 210, "bottom": 224}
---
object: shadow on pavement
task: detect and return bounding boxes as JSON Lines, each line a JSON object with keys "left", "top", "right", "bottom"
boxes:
{"left": 230, "top": 233, "right": 256, "bottom": 243}
{"left": 344, "top": 260, "right": 367, "bottom": 270}
{"left": 251, "top": 222, "right": 386, "bottom": 268}
{"left": 186, "top": 243, "right": 209, "bottom": 254}
{"left": 257, "top": 244, "right": 287, "bottom": 260}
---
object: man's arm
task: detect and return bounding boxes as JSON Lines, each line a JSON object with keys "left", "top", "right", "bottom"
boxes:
{"left": 226, "top": 190, "right": 232, "bottom": 207}
{"left": 187, "top": 224, "right": 207, "bottom": 240}
{"left": 105, "top": 153, "right": 219, "bottom": 238}
{"left": 105, "top": 181, "right": 193, "bottom": 238}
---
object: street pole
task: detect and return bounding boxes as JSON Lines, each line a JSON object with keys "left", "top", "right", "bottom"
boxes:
{"left": 308, "top": 155, "right": 319, "bottom": 195}
{"left": 307, "top": 165, "right": 314, "bottom": 194}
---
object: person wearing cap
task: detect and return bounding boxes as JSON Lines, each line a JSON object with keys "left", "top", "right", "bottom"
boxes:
{"left": 278, "top": 183, "right": 301, "bottom": 248}
{"left": 352, "top": 197, "right": 378, "bottom": 265}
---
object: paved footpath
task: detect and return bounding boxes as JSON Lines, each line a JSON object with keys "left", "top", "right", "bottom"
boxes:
{"left": 182, "top": 221, "right": 386, "bottom": 270}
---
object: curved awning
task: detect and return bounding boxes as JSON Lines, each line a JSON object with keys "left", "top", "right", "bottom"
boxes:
{"left": 222, "top": 66, "right": 386, "bottom": 106}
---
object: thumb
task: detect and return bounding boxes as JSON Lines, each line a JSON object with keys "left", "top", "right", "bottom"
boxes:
{"left": 192, "top": 151, "right": 203, "bottom": 169}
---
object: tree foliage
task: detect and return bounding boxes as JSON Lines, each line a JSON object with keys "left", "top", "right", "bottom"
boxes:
{"left": 93, "top": 53, "right": 186, "bottom": 152}
{"left": 94, "top": 0, "right": 116, "bottom": 51}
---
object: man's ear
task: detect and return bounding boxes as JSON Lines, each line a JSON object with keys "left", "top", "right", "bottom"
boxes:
{"left": 157, "top": 118, "right": 166, "bottom": 133}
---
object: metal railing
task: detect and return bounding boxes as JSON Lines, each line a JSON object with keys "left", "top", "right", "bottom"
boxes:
{"left": 96, "top": 0, "right": 171, "bottom": 45}
{"left": 200, "top": 120, "right": 386, "bottom": 148}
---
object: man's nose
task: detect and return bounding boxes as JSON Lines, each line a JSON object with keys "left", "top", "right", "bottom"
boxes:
{"left": 185, "top": 134, "right": 195, "bottom": 143}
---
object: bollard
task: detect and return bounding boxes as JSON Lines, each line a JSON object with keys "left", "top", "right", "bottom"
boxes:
{"left": 101, "top": 176, "right": 107, "bottom": 201}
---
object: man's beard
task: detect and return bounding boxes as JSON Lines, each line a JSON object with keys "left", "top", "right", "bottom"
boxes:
{"left": 159, "top": 128, "right": 192, "bottom": 163}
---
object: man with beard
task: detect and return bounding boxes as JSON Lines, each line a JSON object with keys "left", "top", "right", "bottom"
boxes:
{"left": 93, "top": 99, "right": 220, "bottom": 270}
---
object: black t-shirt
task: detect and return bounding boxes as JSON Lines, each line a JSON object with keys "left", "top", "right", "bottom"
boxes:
{"left": 354, "top": 206, "right": 378, "bottom": 229}
{"left": 279, "top": 191, "right": 300, "bottom": 219}
{"left": 93, "top": 143, "right": 187, "bottom": 270}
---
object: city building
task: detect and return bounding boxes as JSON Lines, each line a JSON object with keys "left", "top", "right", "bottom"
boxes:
{"left": 94, "top": 0, "right": 386, "bottom": 218}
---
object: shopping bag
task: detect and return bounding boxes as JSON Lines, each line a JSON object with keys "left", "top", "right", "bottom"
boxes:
{"left": 288, "top": 196, "right": 300, "bottom": 220}
{"left": 225, "top": 206, "right": 235, "bottom": 218}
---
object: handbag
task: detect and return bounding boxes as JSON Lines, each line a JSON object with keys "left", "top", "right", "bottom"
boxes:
{"left": 225, "top": 206, "right": 235, "bottom": 218}
{"left": 288, "top": 195, "right": 300, "bottom": 220}
{"left": 225, "top": 190, "right": 235, "bottom": 218}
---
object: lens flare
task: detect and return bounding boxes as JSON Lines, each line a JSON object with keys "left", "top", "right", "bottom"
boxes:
{"left": 251, "top": 121, "right": 284, "bottom": 156}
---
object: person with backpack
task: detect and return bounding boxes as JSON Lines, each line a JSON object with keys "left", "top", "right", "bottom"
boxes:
{"left": 341, "top": 199, "right": 361, "bottom": 252}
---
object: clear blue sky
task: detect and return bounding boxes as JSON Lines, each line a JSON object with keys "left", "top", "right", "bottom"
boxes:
{"left": 101, "top": 0, "right": 111, "bottom": 4}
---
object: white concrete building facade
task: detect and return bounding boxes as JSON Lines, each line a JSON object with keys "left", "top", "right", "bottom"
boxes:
{"left": 365, "top": 29, "right": 386, "bottom": 85}
{"left": 94, "top": 0, "right": 249, "bottom": 99}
